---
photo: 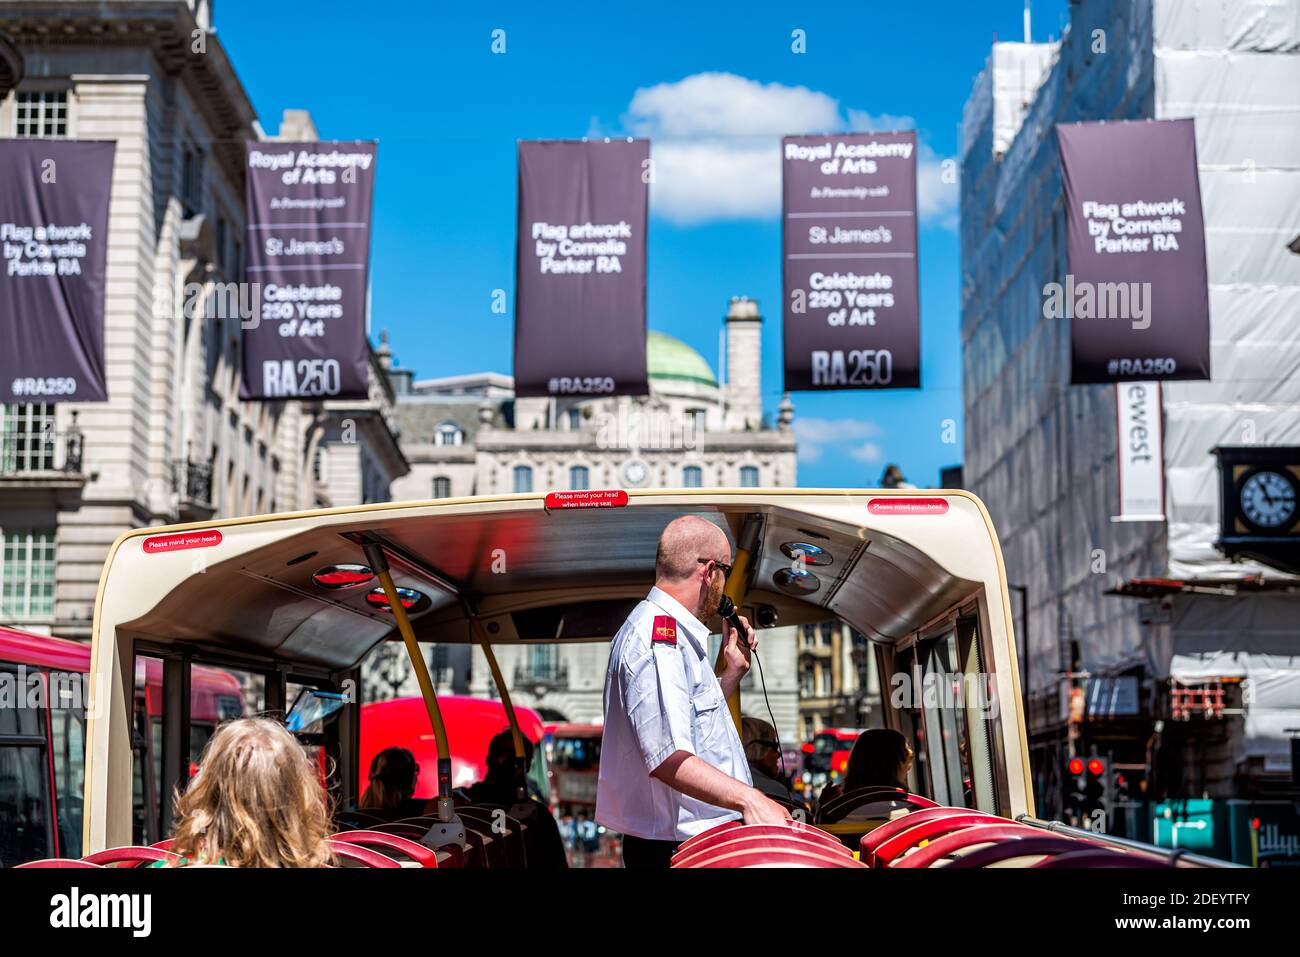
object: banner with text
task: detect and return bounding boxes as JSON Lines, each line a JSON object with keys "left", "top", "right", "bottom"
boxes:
{"left": 0, "top": 140, "right": 114, "bottom": 402}
{"left": 515, "top": 139, "right": 649, "bottom": 398}
{"left": 1114, "top": 381, "right": 1165, "bottom": 522}
{"left": 241, "top": 141, "right": 375, "bottom": 400}
{"left": 782, "top": 131, "right": 920, "bottom": 391}
{"left": 1057, "top": 119, "right": 1210, "bottom": 384}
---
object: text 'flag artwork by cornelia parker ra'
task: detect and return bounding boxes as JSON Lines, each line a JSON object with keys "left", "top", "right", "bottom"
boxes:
{"left": 0, "top": 139, "right": 115, "bottom": 403}
{"left": 241, "top": 141, "right": 376, "bottom": 401}
{"left": 514, "top": 139, "right": 650, "bottom": 399}
{"left": 1056, "top": 118, "right": 1210, "bottom": 384}
{"left": 782, "top": 131, "right": 920, "bottom": 392}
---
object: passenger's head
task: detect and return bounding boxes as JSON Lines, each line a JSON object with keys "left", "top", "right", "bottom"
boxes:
{"left": 484, "top": 729, "right": 534, "bottom": 781}
{"left": 170, "top": 716, "right": 334, "bottom": 867}
{"left": 654, "top": 515, "right": 732, "bottom": 620}
{"left": 741, "top": 715, "right": 781, "bottom": 776}
{"left": 842, "top": 729, "right": 914, "bottom": 793}
{"left": 359, "top": 746, "right": 419, "bottom": 810}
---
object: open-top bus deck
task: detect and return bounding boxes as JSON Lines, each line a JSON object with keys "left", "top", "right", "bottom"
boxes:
{"left": 59, "top": 488, "right": 1234, "bottom": 869}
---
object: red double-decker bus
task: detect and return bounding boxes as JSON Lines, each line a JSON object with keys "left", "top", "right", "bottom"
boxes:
{"left": 0, "top": 625, "right": 244, "bottom": 865}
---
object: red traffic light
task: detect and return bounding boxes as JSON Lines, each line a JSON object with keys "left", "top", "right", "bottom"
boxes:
{"left": 1087, "top": 758, "right": 1105, "bottom": 776}
{"left": 1068, "top": 758, "right": 1084, "bottom": 775}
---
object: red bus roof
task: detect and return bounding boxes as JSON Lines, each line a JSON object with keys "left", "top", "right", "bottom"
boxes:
{"left": 0, "top": 626, "right": 91, "bottom": 671}
{"left": 360, "top": 695, "right": 545, "bottom": 799}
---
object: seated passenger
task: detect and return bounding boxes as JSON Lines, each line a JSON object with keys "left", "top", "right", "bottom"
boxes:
{"left": 166, "top": 717, "right": 334, "bottom": 867}
{"left": 817, "top": 728, "right": 915, "bottom": 814}
{"left": 351, "top": 746, "right": 425, "bottom": 823}
{"left": 741, "top": 715, "right": 808, "bottom": 814}
{"left": 452, "top": 729, "right": 569, "bottom": 868}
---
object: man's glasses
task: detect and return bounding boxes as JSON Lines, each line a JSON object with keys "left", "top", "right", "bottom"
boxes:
{"left": 698, "top": 557, "right": 733, "bottom": 578}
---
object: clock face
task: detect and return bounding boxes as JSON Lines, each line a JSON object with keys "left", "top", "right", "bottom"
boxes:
{"left": 1239, "top": 469, "right": 1298, "bottom": 530}
{"left": 622, "top": 460, "right": 648, "bottom": 487}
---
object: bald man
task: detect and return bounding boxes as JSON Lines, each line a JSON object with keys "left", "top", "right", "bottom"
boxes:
{"left": 595, "top": 516, "right": 791, "bottom": 868}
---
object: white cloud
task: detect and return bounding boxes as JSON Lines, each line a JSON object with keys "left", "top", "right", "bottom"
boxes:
{"left": 618, "top": 73, "right": 958, "bottom": 227}
{"left": 795, "top": 417, "right": 884, "bottom": 465}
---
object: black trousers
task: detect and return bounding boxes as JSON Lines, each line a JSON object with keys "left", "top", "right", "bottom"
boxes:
{"left": 621, "top": 834, "right": 680, "bottom": 869}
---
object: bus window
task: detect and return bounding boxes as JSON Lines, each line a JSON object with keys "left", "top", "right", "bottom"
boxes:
{"left": 189, "top": 665, "right": 259, "bottom": 768}
{"left": 0, "top": 668, "right": 51, "bottom": 864}
{"left": 920, "top": 632, "right": 969, "bottom": 807}
{"left": 956, "top": 614, "right": 998, "bottom": 812}
{"left": 893, "top": 646, "right": 931, "bottom": 797}
{"left": 50, "top": 702, "right": 86, "bottom": 859}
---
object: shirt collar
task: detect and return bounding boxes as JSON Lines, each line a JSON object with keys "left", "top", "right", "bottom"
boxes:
{"left": 646, "top": 586, "right": 709, "bottom": 657}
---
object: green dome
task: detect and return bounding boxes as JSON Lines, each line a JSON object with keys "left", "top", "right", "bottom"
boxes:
{"left": 647, "top": 330, "right": 717, "bottom": 387}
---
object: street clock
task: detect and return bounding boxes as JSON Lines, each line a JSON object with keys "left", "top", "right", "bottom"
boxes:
{"left": 1214, "top": 446, "right": 1300, "bottom": 574}
{"left": 1239, "top": 468, "right": 1299, "bottom": 531}
{"left": 622, "top": 459, "right": 648, "bottom": 487}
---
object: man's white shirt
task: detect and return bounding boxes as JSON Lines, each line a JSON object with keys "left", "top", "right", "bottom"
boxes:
{"left": 594, "top": 586, "right": 752, "bottom": 841}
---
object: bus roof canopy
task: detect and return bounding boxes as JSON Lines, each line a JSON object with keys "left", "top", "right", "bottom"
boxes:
{"left": 95, "top": 489, "right": 1009, "bottom": 674}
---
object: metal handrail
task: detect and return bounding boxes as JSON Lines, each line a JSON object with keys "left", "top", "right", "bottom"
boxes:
{"left": 1015, "top": 814, "right": 1246, "bottom": 868}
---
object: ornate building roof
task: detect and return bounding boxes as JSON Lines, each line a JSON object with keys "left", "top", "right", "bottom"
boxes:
{"left": 647, "top": 330, "right": 717, "bottom": 388}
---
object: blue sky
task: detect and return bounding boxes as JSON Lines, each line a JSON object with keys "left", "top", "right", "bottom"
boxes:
{"left": 220, "top": 0, "right": 1069, "bottom": 487}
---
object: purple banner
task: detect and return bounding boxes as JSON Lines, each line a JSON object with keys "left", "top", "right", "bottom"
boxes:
{"left": 1058, "top": 119, "right": 1210, "bottom": 383}
{"left": 515, "top": 140, "right": 649, "bottom": 398}
{"left": 241, "top": 141, "right": 375, "bottom": 400}
{"left": 782, "top": 131, "right": 920, "bottom": 391}
{"left": 0, "top": 140, "right": 114, "bottom": 403}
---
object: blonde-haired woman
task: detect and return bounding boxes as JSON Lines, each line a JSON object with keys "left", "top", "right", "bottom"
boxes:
{"left": 166, "top": 716, "right": 335, "bottom": 867}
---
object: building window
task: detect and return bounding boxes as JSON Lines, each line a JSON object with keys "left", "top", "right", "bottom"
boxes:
{"left": 683, "top": 466, "right": 702, "bottom": 488}
{"left": 15, "top": 91, "right": 68, "bottom": 138}
{"left": 2, "top": 529, "right": 56, "bottom": 620}
{"left": 513, "top": 465, "right": 533, "bottom": 493}
{"left": 819, "top": 667, "right": 832, "bottom": 697}
{"left": 432, "top": 476, "right": 451, "bottom": 499}
{"left": 435, "top": 422, "right": 463, "bottom": 446}
{"left": 567, "top": 408, "right": 581, "bottom": 430}
{"left": 801, "top": 667, "right": 814, "bottom": 697}
{"left": 569, "top": 466, "right": 589, "bottom": 490}
{"left": 181, "top": 144, "right": 205, "bottom": 218}
{"left": 686, "top": 408, "right": 706, "bottom": 434}
{"left": 1, "top": 404, "right": 57, "bottom": 472}
{"left": 527, "top": 645, "right": 561, "bottom": 682}
{"left": 739, "top": 466, "right": 759, "bottom": 487}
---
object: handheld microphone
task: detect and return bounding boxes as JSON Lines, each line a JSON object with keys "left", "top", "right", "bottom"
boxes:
{"left": 716, "top": 595, "right": 787, "bottom": 783}
{"left": 716, "top": 594, "right": 747, "bottom": 644}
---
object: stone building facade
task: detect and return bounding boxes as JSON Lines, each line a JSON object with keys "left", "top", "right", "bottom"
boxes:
{"left": 0, "top": 1, "right": 406, "bottom": 639}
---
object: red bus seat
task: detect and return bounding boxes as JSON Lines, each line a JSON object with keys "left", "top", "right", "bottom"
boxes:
{"left": 686, "top": 846, "right": 868, "bottom": 868}
{"left": 888, "top": 824, "right": 1053, "bottom": 868}
{"left": 943, "top": 836, "right": 1103, "bottom": 868}
{"left": 817, "top": 786, "right": 939, "bottom": 823}
{"left": 454, "top": 806, "right": 528, "bottom": 867}
{"left": 871, "top": 812, "right": 1015, "bottom": 868}
{"left": 15, "top": 858, "right": 103, "bottom": 868}
{"left": 675, "top": 819, "right": 744, "bottom": 855}
{"left": 1033, "top": 848, "right": 1173, "bottom": 868}
{"left": 672, "top": 823, "right": 849, "bottom": 864}
{"left": 333, "top": 829, "right": 440, "bottom": 868}
{"left": 326, "top": 839, "right": 402, "bottom": 868}
{"left": 673, "top": 834, "right": 854, "bottom": 869}
{"left": 82, "top": 845, "right": 180, "bottom": 867}
{"left": 859, "top": 807, "right": 1002, "bottom": 865}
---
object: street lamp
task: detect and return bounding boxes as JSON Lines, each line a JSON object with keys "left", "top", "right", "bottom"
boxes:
{"left": 0, "top": 31, "right": 23, "bottom": 102}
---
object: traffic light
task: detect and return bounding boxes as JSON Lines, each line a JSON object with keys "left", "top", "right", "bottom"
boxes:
{"left": 1064, "top": 757, "right": 1088, "bottom": 824}
{"left": 1082, "top": 756, "right": 1110, "bottom": 832}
